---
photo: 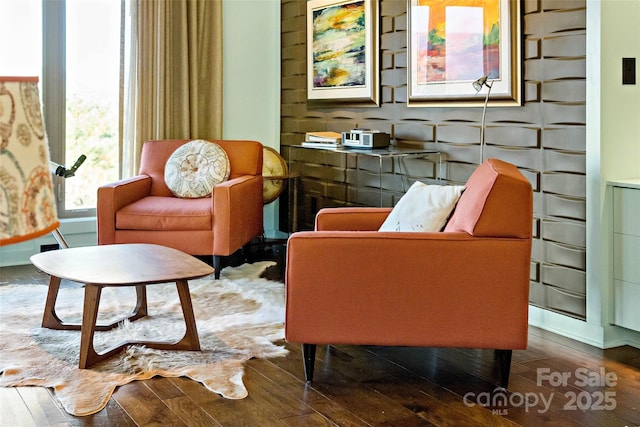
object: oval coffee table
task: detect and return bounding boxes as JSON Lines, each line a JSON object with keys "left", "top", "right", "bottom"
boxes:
{"left": 30, "top": 243, "right": 214, "bottom": 368}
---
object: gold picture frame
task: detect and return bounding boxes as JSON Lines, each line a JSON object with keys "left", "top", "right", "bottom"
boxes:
{"left": 307, "top": 0, "right": 379, "bottom": 106}
{"left": 408, "top": 0, "right": 522, "bottom": 107}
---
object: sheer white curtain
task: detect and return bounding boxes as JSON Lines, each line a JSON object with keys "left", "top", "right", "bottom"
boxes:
{"left": 121, "top": 0, "right": 223, "bottom": 177}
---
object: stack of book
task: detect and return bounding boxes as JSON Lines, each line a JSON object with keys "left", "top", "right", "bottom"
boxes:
{"left": 302, "top": 131, "right": 342, "bottom": 149}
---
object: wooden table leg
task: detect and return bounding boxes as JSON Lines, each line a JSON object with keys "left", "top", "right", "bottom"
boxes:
{"left": 41, "top": 279, "right": 148, "bottom": 332}
{"left": 129, "top": 285, "right": 148, "bottom": 321}
{"left": 77, "top": 280, "right": 200, "bottom": 369}
{"left": 172, "top": 279, "right": 201, "bottom": 350}
{"left": 42, "top": 276, "right": 64, "bottom": 329}
{"left": 131, "top": 280, "right": 201, "bottom": 352}
{"left": 78, "top": 284, "right": 103, "bottom": 369}
{"left": 78, "top": 284, "right": 141, "bottom": 369}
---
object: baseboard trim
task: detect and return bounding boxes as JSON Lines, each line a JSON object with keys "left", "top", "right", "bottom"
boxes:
{"left": 529, "top": 306, "right": 605, "bottom": 348}
{"left": 529, "top": 306, "right": 640, "bottom": 349}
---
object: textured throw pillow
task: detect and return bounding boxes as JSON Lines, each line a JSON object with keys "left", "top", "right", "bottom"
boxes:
{"left": 379, "top": 182, "right": 466, "bottom": 232}
{"left": 164, "top": 140, "right": 230, "bottom": 198}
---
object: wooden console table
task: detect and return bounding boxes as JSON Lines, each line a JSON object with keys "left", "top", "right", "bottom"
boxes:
{"left": 30, "top": 243, "right": 214, "bottom": 368}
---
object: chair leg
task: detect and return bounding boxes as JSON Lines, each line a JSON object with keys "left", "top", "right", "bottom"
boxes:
{"left": 302, "top": 343, "right": 317, "bottom": 382}
{"left": 213, "top": 255, "right": 221, "bottom": 279}
{"left": 496, "top": 349, "right": 512, "bottom": 389}
{"left": 243, "top": 242, "right": 252, "bottom": 262}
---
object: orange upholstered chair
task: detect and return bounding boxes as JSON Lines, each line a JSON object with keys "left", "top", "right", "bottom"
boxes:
{"left": 285, "top": 159, "right": 533, "bottom": 388}
{"left": 97, "top": 139, "right": 263, "bottom": 279}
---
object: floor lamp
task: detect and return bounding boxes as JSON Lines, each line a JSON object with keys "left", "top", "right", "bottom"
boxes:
{"left": 473, "top": 75, "right": 493, "bottom": 164}
{"left": 0, "top": 76, "right": 60, "bottom": 246}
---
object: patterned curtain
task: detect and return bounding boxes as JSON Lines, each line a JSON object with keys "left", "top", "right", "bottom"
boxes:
{"left": 121, "top": 0, "right": 223, "bottom": 177}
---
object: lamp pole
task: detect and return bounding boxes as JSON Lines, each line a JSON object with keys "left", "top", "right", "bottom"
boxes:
{"left": 473, "top": 76, "right": 493, "bottom": 164}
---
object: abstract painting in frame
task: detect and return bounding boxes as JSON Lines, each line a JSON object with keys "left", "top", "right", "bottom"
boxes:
{"left": 307, "top": 0, "right": 379, "bottom": 105}
{"left": 408, "top": 0, "right": 521, "bottom": 106}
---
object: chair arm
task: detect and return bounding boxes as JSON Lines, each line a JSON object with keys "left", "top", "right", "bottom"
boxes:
{"left": 97, "top": 175, "right": 152, "bottom": 244}
{"left": 212, "top": 175, "right": 263, "bottom": 255}
{"left": 315, "top": 207, "right": 393, "bottom": 231}
{"left": 285, "top": 231, "right": 531, "bottom": 350}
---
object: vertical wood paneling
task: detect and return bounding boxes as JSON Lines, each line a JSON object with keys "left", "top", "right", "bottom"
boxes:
{"left": 280, "top": 0, "right": 587, "bottom": 319}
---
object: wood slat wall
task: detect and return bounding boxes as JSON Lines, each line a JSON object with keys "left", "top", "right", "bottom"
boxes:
{"left": 280, "top": 0, "right": 587, "bottom": 319}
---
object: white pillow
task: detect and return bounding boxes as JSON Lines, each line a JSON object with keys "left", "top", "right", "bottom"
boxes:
{"left": 164, "top": 140, "right": 230, "bottom": 198}
{"left": 379, "top": 182, "right": 465, "bottom": 232}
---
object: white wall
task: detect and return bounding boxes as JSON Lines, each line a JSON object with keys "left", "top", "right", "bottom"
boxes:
{"left": 222, "top": 0, "right": 282, "bottom": 237}
{"left": 597, "top": 0, "right": 640, "bottom": 348}
{"left": 599, "top": 0, "right": 640, "bottom": 181}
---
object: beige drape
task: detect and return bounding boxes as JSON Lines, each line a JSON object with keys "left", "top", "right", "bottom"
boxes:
{"left": 121, "top": 0, "right": 222, "bottom": 177}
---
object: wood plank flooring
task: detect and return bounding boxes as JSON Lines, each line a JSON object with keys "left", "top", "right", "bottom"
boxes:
{"left": 1, "top": 261, "right": 639, "bottom": 427}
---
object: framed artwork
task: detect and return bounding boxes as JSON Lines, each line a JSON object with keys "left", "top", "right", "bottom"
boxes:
{"left": 408, "top": 0, "right": 522, "bottom": 106}
{"left": 307, "top": 0, "right": 379, "bottom": 105}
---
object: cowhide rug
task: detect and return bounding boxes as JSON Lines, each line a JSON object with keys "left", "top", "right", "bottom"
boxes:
{"left": 0, "top": 261, "right": 287, "bottom": 416}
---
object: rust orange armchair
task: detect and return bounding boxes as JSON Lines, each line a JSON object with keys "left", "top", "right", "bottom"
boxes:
{"left": 285, "top": 159, "right": 533, "bottom": 388}
{"left": 97, "top": 139, "right": 263, "bottom": 278}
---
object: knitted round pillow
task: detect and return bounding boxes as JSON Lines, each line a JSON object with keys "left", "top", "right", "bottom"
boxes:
{"left": 164, "top": 140, "right": 230, "bottom": 198}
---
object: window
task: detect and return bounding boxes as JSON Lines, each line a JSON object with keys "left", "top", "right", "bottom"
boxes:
{"left": 63, "top": 0, "right": 120, "bottom": 212}
{"left": 1, "top": 0, "right": 120, "bottom": 217}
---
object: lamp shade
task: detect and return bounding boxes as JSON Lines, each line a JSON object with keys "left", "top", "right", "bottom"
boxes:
{"left": 0, "top": 76, "right": 59, "bottom": 245}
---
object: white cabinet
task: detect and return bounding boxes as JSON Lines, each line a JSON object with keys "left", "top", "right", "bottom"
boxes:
{"left": 610, "top": 179, "right": 640, "bottom": 332}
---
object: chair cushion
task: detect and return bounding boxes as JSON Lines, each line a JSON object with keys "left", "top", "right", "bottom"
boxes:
{"left": 116, "top": 196, "right": 212, "bottom": 231}
{"left": 164, "top": 140, "right": 230, "bottom": 198}
{"left": 379, "top": 182, "right": 465, "bottom": 232}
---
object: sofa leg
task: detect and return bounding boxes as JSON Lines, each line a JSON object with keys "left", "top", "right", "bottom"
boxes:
{"left": 302, "top": 343, "right": 316, "bottom": 382}
{"left": 213, "top": 256, "right": 221, "bottom": 279}
{"left": 496, "top": 349, "right": 512, "bottom": 389}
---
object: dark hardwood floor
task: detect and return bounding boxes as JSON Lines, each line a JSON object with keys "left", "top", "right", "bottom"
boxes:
{"left": 1, "top": 248, "right": 639, "bottom": 426}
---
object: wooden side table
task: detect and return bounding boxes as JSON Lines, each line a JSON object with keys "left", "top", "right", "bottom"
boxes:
{"left": 30, "top": 243, "right": 214, "bottom": 368}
